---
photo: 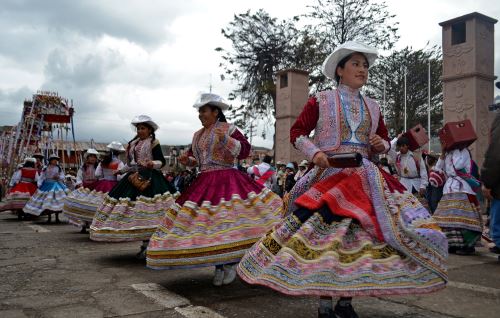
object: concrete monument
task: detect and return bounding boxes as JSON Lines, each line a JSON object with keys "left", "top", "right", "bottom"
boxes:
{"left": 275, "top": 69, "right": 309, "bottom": 164}
{"left": 440, "top": 12, "right": 497, "bottom": 167}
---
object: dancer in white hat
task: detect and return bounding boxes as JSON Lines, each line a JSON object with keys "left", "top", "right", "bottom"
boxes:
{"left": 24, "top": 154, "right": 69, "bottom": 223}
{"left": 0, "top": 158, "right": 39, "bottom": 219}
{"left": 90, "top": 116, "right": 177, "bottom": 259}
{"left": 146, "top": 93, "right": 283, "bottom": 287}
{"left": 237, "top": 41, "right": 447, "bottom": 318}
{"left": 63, "top": 144, "right": 125, "bottom": 233}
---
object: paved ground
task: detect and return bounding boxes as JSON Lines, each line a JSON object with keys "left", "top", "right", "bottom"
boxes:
{"left": 0, "top": 213, "right": 499, "bottom": 318}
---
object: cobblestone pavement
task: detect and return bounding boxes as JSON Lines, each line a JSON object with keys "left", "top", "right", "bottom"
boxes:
{"left": 0, "top": 213, "right": 499, "bottom": 318}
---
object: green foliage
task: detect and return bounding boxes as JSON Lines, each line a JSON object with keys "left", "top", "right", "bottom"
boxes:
{"left": 366, "top": 46, "right": 443, "bottom": 136}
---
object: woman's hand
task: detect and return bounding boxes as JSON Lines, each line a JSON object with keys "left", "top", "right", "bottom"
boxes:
{"left": 312, "top": 151, "right": 329, "bottom": 169}
{"left": 140, "top": 160, "right": 154, "bottom": 169}
{"left": 179, "top": 154, "right": 189, "bottom": 166}
{"left": 214, "top": 128, "right": 226, "bottom": 143}
{"left": 370, "top": 134, "right": 386, "bottom": 153}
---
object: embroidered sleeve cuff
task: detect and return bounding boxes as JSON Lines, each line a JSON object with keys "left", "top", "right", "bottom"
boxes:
{"left": 152, "top": 160, "right": 163, "bottom": 169}
{"left": 222, "top": 136, "right": 242, "bottom": 157}
{"left": 295, "top": 135, "right": 321, "bottom": 161}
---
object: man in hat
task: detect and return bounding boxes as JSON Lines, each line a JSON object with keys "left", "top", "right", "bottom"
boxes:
{"left": 481, "top": 110, "right": 500, "bottom": 255}
{"left": 388, "top": 135, "right": 428, "bottom": 197}
{"left": 295, "top": 159, "right": 309, "bottom": 182}
{"left": 272, "top": 161, "right": 286, "bottom": 197}
{"left": 247, "top": 155, "right": 276, "bottom": 189}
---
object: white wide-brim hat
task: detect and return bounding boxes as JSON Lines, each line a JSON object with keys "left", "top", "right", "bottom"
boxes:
{"left": 24, "top": 157, "right": 36, "bottom": 164}
{"left": 84, "top": 148, "right": 99, "bottom": 159}
{"left": 322, "top": 41, "right": 379, "bottom": 80}
{"left": 299, "top": 159, "right": 308, "bottom": 167}
{"left": 48, "top": 154, "right": 60, "bottom": 161}
{"left": 106, "top": 141, "right": 125, "bottom": 152}
{"left": 131, "top": 115, "right": 159, "bottom": 131}
{"left": 193, "top": 93, "right": 230, "bottom": 111}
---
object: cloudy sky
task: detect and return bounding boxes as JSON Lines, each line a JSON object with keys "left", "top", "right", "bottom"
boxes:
{"left": 0, "top": 0, "right": 499, "bottom": 148}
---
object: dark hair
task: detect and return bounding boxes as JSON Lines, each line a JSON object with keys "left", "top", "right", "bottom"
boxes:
{"left": 82, "top": 159, "right": 98, "bottom": 172}
{"left": 263, "top": 155, "right": 272, "bottom": 164}
{"left": 101, "top": 151, "right": 113, "bottom": 166}
{"left": 127, "top": 122, "right": 156, "bottom": 159}
{"left": 334, "top": 53, "right": 369, "bottom": 83}
{"left": 397, "top": 136, "right": 410, "bottom": 147}
{"left": 208, "top": 104, "right": 227, "bottom": 122}
{"left": 24, "top": 161, "right": 35, "bottom": 168}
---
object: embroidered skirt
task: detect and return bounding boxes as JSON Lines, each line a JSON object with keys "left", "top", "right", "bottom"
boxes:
{"left": 237, "top": 161, "right": 448, "bottom": 297}
{"left": 146, "top": 169, "right": 283, "bottom": 269}
{"left": 63, "top": 186, "right": 113, "bottom": 228}
{"left": 23, "top": 180, "right": 70, "bottom": 216}
{"left": 0, "top": 182, "right": 37, "bottom": 212}
{"left": 433, "top": 192, "right": 483, "bottom": 248}
{"left": 90, "top": 170, "right": 177, "bottom": 242}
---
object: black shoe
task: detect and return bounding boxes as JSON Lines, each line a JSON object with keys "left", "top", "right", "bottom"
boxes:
{"left": 333, "top": 303, "right": 359, "bottom": 318}
{"left": 489, "top": 246, "right": 500, "bottom": 254}
{"left": 318, "top": 308, "right": 335, "bottom": 318}
{"left": 456, "top": 246, "right": 475, "bottom": 256}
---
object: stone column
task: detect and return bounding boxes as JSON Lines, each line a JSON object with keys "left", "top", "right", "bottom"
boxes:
{"left": 440, "top": 12, "right": 497, "bottom": 167}
{"left": 275, "top": 69, "right": 309, "bottom": 164}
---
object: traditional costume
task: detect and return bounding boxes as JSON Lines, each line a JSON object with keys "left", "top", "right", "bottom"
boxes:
{"left": 247, "top": 160, "right": 276, "bottom": 189}
{"left": 64, "top": 145, "right": 124, "bottom": 230}
{"left": 236, "top": 41, "right": 447, "bottom": 317}
{"left": 146, "top": 93, "right": 283, "bottom": 286}
{"left": 433, "top": 148, "right": 482, "bottom": 255}
{"left": 388, "top": 138, "right": 428, "bottom": 194}
{"left": 0, "top": 158, "right": 38, "bottom": 214}
{"left": 23, "top": 154, "right": 69, "bottom": 221}
{"left": 90, "top": 116, "right": 177, "bottom": 244}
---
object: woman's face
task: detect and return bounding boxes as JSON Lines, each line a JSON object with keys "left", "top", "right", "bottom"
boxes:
{"left": 86, "top": 155, "right": 97, "bottom": 165}
{"left": 336, "top": 53, "right": 369, "bottom": 89}
{"left": 49, "top": 159, "right": 58, "bottom": 165}
{"left": 136, "top": 124, "right": 152, "bottom": 139}
{"left": 198, "top": 105, "right": 218, "bottom": 127}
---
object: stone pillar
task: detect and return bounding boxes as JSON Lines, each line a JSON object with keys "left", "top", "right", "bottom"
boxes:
{"left": 440, "top": 12, "right": 497, "bottom": 167}
{"left": 275, "top": 69, "right": 309, "bottom": 164}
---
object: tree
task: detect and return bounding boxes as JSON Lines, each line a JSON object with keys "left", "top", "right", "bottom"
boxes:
{"left": 216, "top": 1, "right": 400, "bottom": 145}
{"left": 306, "top": 0, "right": 400, "bottom": 90}
{"left": 365, "top": 46, "right": 443, "bottom": 137}
{"left": 216, "top": 10, "right": 303, "bottom": 127}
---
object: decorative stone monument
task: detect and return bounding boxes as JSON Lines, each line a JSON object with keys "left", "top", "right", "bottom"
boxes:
{"left": 275, "top": 69, "right": 309, "bottom": 164}
{"left": 440, "top": 12, "right": 497, "bottom": 167}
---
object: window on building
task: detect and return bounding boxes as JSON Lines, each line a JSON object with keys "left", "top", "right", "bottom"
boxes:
{"left": 280, "top": 74, "right": 288, "bottom": 88}
{"left": 451, "top": 22, "right": 466, "bottom": 45}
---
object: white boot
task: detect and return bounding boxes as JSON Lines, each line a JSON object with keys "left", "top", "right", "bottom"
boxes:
{"left": 222, "top": 264, "right": 237, "bottom": 285}
{"left": 213, "top": 268, "right": 224, "bottom": 286}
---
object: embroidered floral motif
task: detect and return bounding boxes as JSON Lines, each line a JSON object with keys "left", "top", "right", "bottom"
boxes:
{"left": 192, "top": 122, "right": 239, "bottom": 171}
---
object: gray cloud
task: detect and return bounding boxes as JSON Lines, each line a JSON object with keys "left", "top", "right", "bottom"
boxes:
{"left": 0, "top": 0, "right": 191, "bottom": 48}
